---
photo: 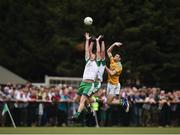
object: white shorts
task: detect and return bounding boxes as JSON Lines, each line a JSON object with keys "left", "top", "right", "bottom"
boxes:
{"left": 107, "top": 83, "right": 121, "bottom": 96}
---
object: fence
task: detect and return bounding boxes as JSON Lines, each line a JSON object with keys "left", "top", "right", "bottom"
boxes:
{"left": 44, "top": 76, "right": 82, "bottom": 88}
{"left": 0, "top": 100, "right": 180, "bottom": 127}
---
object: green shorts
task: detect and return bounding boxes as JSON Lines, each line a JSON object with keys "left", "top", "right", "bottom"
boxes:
{"left": 77, "top": 81, "right": 94, "bottom": 97}
{"left": 93, "top": 81, "right": 101, "bottom": 94}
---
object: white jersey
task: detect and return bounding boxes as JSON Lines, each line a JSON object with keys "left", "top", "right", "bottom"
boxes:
{"left": 97, "top": 64, "right": 105, "bottom": 82}
{"left": 96, "top": 59, "right": 106, "bottom": 82}
{"left": 83, "top": 59, "right": 100, "bottom": 81}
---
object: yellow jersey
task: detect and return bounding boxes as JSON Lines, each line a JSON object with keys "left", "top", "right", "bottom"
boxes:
{"left": 107, "top": 57, "right": 122, "bottom": 85}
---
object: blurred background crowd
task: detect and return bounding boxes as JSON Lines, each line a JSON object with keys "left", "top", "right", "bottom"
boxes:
{"left": 0, "top": 83, "right": 179, "bottom": 127}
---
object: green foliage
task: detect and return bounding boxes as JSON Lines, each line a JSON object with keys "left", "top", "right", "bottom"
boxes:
{"left": 0, "top": 0, "right": 179, "bottom": 88}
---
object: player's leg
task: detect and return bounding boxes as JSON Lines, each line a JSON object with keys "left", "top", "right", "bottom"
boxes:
{"left": 69, "top": 81, "right": 84, "bottom": 120}
{"left": 74, "top": 82, "right": 90, "bottom": 110}
{"left": 89, "top": 81, "right": 101, "bottom": 103}
{"left": 107, "top": 95, "right": 114, "bottom": 104}
{"left": 118, "top": 84, "right": 129, "bottom": 112}
{"left": 71, "top": 82, "right": 94, "bottom": 120}
{"left": 106, "top": 82, "right": 116, "bottom": 104}
{"left": 106, "top": 83, "right": 129, "bottom": 112}
{"left": 76, "top": 81, "right": 84, "bottom": 102}
{"left": 75, "top": 82, "right": 98, "bottom": 115}
{"left": 76, "top": 82, "right": 94, "bottom": 115}
{"left": 83, "top": 82, "right": 100, "bottom": 113}
{"left": 75, "top": 95, "right": 88, "bottom": 118}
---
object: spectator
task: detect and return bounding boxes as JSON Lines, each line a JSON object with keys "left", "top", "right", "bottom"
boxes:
{"left": 0, "top": 83, "right": 179, "bottom": 127}
{"left": 57, "top": 87, "right": 69, "bottom": 126}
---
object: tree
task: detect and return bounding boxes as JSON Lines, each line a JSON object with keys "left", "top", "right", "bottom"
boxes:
{"left": 0, "top": 0, "right": 179, "bottom": 89}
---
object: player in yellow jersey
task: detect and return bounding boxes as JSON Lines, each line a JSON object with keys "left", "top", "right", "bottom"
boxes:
{"left": 105, "top": 42, "right": 129, "bottom": 112}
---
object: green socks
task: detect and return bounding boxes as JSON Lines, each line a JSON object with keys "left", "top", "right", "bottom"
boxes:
{"left": 74, "top": 112, "right": 81, "bottom": 118}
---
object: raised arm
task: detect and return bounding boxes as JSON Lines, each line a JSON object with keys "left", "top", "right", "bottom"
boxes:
{"left": 84, "top": 33, "right": 91, "bottom": 59}
{"left": 107, "top": 42, "right": 122, "bottom": 58}
{"left": 89, "top": 41, "right": 94, "bottom": 56}
{"left": 101, "top": 41, "right": 105, "bottom": 59}
{"left": 96, "top": 35, "right": 102, "bottom": 60}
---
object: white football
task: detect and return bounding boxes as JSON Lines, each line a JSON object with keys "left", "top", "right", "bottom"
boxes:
{"left": 84, "top": 17, "right": 93, "bottom": 25}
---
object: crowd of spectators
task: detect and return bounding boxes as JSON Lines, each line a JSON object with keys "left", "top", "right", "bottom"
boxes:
{"left": 120, "top": 87, "right": 180, "bottom": 127}
{"left": 0, "top": 83, "right": 179, "bottom": 127}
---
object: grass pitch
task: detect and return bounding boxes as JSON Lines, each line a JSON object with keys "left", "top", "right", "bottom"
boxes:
{"left": 0, "top": 127, "right": 180, "bottom": 134}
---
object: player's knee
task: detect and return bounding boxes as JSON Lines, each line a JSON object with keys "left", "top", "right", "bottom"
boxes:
{"left": 107, "top": 95, "right": 114, "bottom": 104}
{"left": 80, "top": 95, "right": 87, "bottom": 103}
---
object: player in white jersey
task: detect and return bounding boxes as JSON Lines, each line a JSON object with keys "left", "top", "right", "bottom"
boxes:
{"left": 82, "top": 37, "right": 106, "bottom": 112}
{"left": 70, "top": 33, "right": 101, "bottom": 120}
{"left": 92, "top": 39, "right": 106, "bottom": 95}
{"left": 84, "top": 39, "right": 106, "bottom": 115}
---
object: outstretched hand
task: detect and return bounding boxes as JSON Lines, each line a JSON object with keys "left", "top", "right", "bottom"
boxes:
{"left": 114, "top": 42, "right": 123, "bottom": 47}
{"left": 84, "top": 32, "right": 91, "bottom": 40}
{"left": 96, "top": 35, "right": 103, "bottom": 41}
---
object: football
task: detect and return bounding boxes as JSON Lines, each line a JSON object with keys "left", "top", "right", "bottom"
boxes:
{"left": 84, "top": 17, "right": 93, "bottom": 25}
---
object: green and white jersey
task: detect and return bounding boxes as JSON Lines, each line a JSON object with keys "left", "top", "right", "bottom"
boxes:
{"left": 83, "top": 58, "right": 100, "bottom": 81}
{"left": 97, "top": 59, "right": 106, "bottom": 82}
